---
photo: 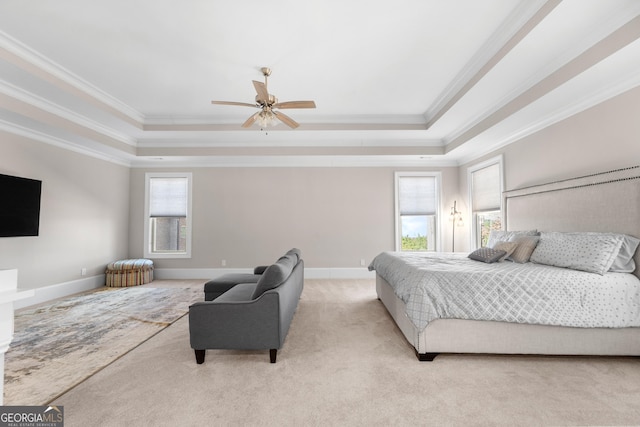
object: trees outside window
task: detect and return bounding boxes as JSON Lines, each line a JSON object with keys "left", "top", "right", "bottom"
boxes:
{"left": 468, "top": 157, "right": 503, "bottom": 249}
{"left": 395, "top": 172, "right": 440, "bottom": 252}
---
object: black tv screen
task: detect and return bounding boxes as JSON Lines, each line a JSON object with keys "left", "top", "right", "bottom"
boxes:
{"left": 0, "top": 173, "right": 42, "bottom": 237}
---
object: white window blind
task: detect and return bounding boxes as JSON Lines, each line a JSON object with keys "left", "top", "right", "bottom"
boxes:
{"left": 471, "top": 163, "right": 501, "bottom": 212}
{"left": 149, "top": 177, "right": 188, "bottom": 218}
{"left": 398, "top": 176, "right": 437, "bottom": 215}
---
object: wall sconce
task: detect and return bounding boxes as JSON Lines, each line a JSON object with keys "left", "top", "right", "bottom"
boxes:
{"left": 450, "top": 200, "right": 464, "bottom": 252}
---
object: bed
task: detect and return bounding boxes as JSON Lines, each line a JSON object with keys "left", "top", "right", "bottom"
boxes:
{"left": 370, "top": 165, "right": 640, "bottom": 361}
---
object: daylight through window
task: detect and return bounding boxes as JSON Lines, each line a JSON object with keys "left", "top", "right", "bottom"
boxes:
{"left": 145, "top": 173, "right": 192, "bottom": 258}
{"left": 469, "top": 159, "right": 502, "bottom": 248}
{"left": 395, "top": 173, "right": 439, "bottom": 251}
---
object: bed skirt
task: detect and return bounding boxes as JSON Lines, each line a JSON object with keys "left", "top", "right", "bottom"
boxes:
{"left": 376, "top": 274, "right": 640, "bottom": 359}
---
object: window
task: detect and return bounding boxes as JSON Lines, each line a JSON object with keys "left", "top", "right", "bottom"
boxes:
{"left": 468, "top": 157, "right": 502, "bottom": 249}
{"left": 144, "top": 173, "right": 192, "bottom": 258}
{"left": 395, "top": 172, "right": 440, "bottom": 252}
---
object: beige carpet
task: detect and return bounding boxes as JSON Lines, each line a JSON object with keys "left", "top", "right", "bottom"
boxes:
{"left": 4, "top": 282, "right": 203, "bottom": 405}
{"left": 43, "top": 279, "right": 640, "bottom": 426}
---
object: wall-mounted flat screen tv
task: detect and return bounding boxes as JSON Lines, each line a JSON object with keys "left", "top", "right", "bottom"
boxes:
{"left": 0, "top": 173, "right": 42, "bottom": 237}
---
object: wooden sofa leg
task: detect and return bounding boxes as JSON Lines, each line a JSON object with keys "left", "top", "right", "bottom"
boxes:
{"left": 195, "top": 349, "right": 206, "bottom": 364}
{"left": 415, "top": 350, "right": 438, "bottom": 361}
{"left": 270, "top": 349, "right": 277, "bottom": 363}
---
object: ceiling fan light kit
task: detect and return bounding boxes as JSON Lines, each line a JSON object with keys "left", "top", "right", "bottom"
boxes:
{"left": 212, "top": 67, "right": 316, "bottom": 129}
{"left": 257, "top": 109, "right": 278, "bottom": 127}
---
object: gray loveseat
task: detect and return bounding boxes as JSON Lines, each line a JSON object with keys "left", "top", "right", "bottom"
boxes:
{"left": 189, "top": 249, "right": 304, "bottom": 364}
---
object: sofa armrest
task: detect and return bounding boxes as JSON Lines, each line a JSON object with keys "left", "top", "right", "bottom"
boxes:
{"left": 189, "top": 289, "right": 282, "bottom": 350}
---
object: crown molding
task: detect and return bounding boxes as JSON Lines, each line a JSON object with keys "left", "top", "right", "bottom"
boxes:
{"left": 454, "top": 68, "right": 640, "bottom": 166}
{"left": 136, "top": 136, "right": 444, "bottom": 148}
{"left": 0, "top": 80, "right": 137, "bottom": 147}
{"left": 143, "top": 114, "right": 428, "bottom": 126}
{"left": 0, "top": 119, "right": 132, "bottom": 167}
{"left": 446, "top": 12, "right": 640, "bottom": 152}
{"left": 0, "top": 117, "right": 455, "bottom": 169}
{"left": 129, "top": 155, "right": 458, "bottom": 169}
{"left": 142, "top": 122, "right": 428, "bottom": 133}
{"left": 444, "top": 4, "right": 640, "bottom": 148}
{"left": 424, "top": 0, "right": 553, "bottom": 126}
{"left": 0, "top": 30, "right": 145, "bottom": 125}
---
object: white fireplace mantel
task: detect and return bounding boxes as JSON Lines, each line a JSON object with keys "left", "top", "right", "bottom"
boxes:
{"left": 0, "top": 269, "right": 35, "bottom": 405}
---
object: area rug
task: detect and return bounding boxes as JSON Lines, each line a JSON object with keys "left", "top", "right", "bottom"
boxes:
{"left": 3, "top": 285, "right": 202, "bottom": 405}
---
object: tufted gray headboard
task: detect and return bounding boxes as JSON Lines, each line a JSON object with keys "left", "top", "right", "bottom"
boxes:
{"left": 504, "top": 165, "right": 640, "bottom": 278}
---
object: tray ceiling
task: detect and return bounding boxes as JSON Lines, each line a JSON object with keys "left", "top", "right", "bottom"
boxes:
{"left": 0, "top": 0, "right": 639, "bottom": 167}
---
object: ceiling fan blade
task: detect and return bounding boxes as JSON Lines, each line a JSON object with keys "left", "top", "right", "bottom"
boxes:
{"left": 211, "top": 100, "right": 256, "bottom": 108}
{"left": 241, "top": 112, "right": 260, "bottom": 128}
{"left": 272, "top": 100, "right": 316, "bottom": 109}
{"left": 252, "top": 80, "right": 270, "bottom": 104}
{"left": 273, "top": 111, "right": 299, "bottom": 129}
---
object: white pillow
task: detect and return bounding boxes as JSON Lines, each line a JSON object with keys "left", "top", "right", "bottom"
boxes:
{"left": 487, "top": 230, "right": 538, "bottom": 248}
{"left": 607, "top": 234, "right": 639, "bottom": 273}
{"left": 542, "top": 232, "right": 639, "bottom": 273}
{"left": 530, "top": 232, "right": 623, "bottom": 275}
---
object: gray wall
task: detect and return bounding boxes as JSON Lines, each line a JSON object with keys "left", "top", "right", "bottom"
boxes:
{"left": 0, "top": 132, "right": 130, "bottom": 290}
{"left": 502, "top": 85, "right": 640, "bottom": 190}
{"left": 129, "top": 167, "right": 460, "bottom": 269}
{"left": 458, "top": 85, "right": 640, "bottom": 252}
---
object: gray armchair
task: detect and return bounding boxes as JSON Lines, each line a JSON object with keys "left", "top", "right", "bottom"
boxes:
{"left": 189, "top": 251, "right": 303, "bottom": 363}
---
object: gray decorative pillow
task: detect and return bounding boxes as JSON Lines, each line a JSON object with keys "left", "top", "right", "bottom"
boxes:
{"left": 468, "top": 247, "right": 507, "bottom": 264}
{"left": 487, "top": 230, "right": 538, "bottom": 248}
{"left": 507, "top": 236, "right": 540, "bottom": 263}
{"left": 530, "top": 232, "right": 623, "bottom": 275}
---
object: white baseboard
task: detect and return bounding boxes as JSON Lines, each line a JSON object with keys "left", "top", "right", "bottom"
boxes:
{"left": 153, "top": 268, "right": 253, "bottom": 280}
{"left": 153, "top": 267, "right": 375, "bottom": 280}
{"left": 15, "top": 274, "right": 106, "bottom": 310}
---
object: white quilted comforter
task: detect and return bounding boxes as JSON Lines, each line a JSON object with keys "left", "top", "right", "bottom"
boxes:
{"left": 368, "top": 252, "right": 640, "bottom": 331}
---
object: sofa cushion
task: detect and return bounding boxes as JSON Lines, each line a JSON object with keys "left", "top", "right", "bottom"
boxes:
{"left": 215, "top": 283, "right": 259, "bottom": 302}
{"left": 205, "top": 274, "right": 261, "bottom": 288}
{"left": 251, "top": 255, "right": 296, "bottom": 299}
{"left": 203, "top": 273, "right": 262, "bottom": 301}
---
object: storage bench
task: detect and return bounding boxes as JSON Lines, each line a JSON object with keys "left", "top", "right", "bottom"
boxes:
{"left": 105, "top": 259, "right": 154, "bottom": 287}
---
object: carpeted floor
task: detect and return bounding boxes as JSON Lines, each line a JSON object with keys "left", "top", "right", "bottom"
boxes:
{"left": 44, "top": 279, "right": 640, "bottom": 426}
{"left": 4, "top": 282, "right": 203, "bottom": 405}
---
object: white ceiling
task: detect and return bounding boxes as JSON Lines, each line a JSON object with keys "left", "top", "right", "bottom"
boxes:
{"left": 0, "top": 0, "right": 639, "bottom": 167}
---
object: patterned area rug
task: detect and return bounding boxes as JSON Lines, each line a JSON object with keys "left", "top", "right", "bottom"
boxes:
{"left": 4, "top": 285, "right": 202, "bottom": 405}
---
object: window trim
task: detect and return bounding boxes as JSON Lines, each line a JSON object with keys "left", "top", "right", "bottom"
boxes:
{"left": 144, "top": 172, "right": 193, "bottom": 259}
{"left": 467, "top": 155, "right": 503, "bottom": 250}
{"left": 394, "top": 171, "right": 442, "bottom": 252}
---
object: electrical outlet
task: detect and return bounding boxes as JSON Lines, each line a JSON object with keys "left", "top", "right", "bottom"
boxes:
{"left": 360, "top": 259, "right": 366, "bottom": 267}
{"left": 221, "top": 259, "right": 227, "bottom": 267}
{"left": 81, "top": 268, "right": 87, "bottom": 276}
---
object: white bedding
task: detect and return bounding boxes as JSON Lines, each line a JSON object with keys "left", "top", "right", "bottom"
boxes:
{"left": 368, "top": 252, "right": 640, "bottom": 332}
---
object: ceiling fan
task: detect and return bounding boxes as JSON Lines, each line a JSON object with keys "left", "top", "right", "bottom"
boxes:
{"left": 211, "top": 67, "right": 316, "bottom": 129}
